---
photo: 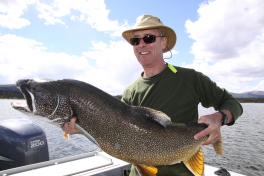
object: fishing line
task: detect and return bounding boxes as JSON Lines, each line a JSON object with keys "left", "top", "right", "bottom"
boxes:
{"left": 164, "top": 46, "right": 172, "bottom": 59}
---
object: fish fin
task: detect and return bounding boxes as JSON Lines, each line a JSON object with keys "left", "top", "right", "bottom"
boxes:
{"left": 135, "top": 164, "right": 158, "bottom": 176}
{"left": 183, "top": 148, "right": 204, "bottom": 176}
{"left": 139, "top": 107, "right": 171, "bottom": 127}
{"left": 75, "top": 124, "right": 100, "bottom": 147}
{"left": 63, "top": 132, "right": 70, "bottom": 140}
{"left": 213, "top": 139, "right": 223, "bottom": 155}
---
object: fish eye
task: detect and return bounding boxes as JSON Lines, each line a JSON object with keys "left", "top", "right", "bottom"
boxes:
{"left": 31, "top": 84, "right": 39, "bottom": 92}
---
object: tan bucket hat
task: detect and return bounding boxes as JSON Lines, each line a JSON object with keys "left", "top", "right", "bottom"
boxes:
{"left": 122, "top": 14, "right": 177, "bottom": 53}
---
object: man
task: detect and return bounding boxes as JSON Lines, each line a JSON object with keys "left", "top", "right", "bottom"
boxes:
{"left": 63, "top": 14, "right": 243, "bottom": 176}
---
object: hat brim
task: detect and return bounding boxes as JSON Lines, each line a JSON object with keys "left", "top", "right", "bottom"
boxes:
{"left": 122, "top": 25, "right": 177, "bottom": 53}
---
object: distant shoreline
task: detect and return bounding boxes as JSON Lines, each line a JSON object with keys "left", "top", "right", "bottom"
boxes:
{"left": 236, "top": 98, "right": 264, "bottom": 103}
{"left": 1, "top": 97, "right": 264, "bottom": 103}
{"left": 0, "top": 91, "right": 24, "bottom": 99}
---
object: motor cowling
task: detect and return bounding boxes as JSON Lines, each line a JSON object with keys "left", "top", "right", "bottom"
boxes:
{"left": 0, "top": 119, "right": 49, "bottom": 171}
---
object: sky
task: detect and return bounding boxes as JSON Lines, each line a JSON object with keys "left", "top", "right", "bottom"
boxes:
{"left": 0, "top": 0, "right": 263, "bottom": 95}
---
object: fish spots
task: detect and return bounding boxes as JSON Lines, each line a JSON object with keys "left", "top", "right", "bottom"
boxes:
{"left": 129, "top": 123, "right": 150, "bottom": 134}
{"left": 15, "top": 79, "right": 209, "bottom": 169}
{"left": 115, "top": 143, "right": 120, "bottom": 150}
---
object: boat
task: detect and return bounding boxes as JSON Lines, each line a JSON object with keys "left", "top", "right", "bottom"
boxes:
{"left": 0, "top": 151, "right": 246, "bottom": 176}
{"left": 0, "top": 119, "right": 246, "bottom": 176}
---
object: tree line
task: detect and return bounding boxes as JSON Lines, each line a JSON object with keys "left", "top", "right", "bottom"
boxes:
{"left": 1, "top": 92, "right": 264, "bottom": 103}
{"left": 113, "top": 96, "right": 264, "bottom": 103}
{"left": 236, "top": 97, "right": 264, "bottom": 103}
{"left": 0, "top": 91, "right": 24, "bottom": 99}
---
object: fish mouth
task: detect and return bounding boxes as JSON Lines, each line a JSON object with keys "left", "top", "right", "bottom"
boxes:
{"left": 15, "top": 79, "right": 36, "bottom": 113}
{"left": 19, "top": 87, "right": 36, "bottom": 113}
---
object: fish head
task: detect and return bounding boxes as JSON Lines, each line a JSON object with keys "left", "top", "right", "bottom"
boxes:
{"left": 14, "top": 79, "right": 73, "bottom": 126}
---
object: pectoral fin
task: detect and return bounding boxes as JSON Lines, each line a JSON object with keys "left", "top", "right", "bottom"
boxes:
{"left": 62, "top": 125, "right": 100, "bottom": 148}
{"left": 75, "top": 124, "right": 100, "bottom": 148}
{"left": 63, "top": 132, "right": 70, "bottom": 140}
{"left": 135, "top": 164, "right": 158, "bottom": 176}
{"left": 213, "top": 140, "right": 223, "bottom": 155}
{"left": 183, "top": 148, "right": 204, "bottom": 176}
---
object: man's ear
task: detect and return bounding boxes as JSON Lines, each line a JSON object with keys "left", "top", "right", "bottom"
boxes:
{"left": 162, "top": 37, "right": 168, "bottom": 50}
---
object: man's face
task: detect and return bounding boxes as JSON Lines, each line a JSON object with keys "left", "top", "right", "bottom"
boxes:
{"left": 132, "top": 29, "right": 167, "bottom": 68}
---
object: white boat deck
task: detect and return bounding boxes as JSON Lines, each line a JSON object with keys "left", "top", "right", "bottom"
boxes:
{"left": 0, "top": 151, "right": 246, "bottom": 176}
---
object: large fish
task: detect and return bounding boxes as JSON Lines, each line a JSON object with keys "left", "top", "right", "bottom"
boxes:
{"left": 11, "top": 79, "right": 222, "bottom": 176}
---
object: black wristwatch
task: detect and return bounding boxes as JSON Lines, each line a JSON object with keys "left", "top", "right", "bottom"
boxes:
{"left": 219, "top": 111, "right": 228, "bottom": 126}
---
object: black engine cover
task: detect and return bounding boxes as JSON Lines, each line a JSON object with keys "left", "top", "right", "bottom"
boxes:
{"left": 0, "top": 119, "right": 49, "bottom": 171}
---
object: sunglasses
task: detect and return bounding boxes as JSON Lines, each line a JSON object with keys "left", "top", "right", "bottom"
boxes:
{"left": 129, "top": 35, "right": 164, "bottom": 46}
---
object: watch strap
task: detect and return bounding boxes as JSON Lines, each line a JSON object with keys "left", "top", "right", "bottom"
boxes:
{"left": 219, "top": 111, "right": 228, "bottom": 126}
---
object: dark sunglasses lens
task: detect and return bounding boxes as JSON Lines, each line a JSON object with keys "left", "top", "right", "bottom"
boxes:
{"left": 143, "top": 35, "right": 156, "bottom": 43}
{"left": 129, "top": 35, "right": 156, "bottom": 45}
{"left": 130, "top": 38, "right": 140, "bottom": 45}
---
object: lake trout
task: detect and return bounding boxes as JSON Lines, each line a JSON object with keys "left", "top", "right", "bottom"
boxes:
{"left": 11, "top": 79, "right": 222, "bottom": 176}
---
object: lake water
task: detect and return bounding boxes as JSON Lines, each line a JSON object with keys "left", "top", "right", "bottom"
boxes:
{"left": 0, "top": 99, "right": 263, "bottom": 176}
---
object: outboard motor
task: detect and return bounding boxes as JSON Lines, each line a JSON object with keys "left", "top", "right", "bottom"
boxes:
{"left": 0, "top": 119, "right": 49, "bottom": 171}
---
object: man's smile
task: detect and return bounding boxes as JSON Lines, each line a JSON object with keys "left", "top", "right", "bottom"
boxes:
{"left": 140, "top": 51, "right": 150, "bottom": 55}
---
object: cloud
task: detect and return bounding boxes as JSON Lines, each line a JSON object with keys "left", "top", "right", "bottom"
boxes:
{"left": 0, "top": 0, "right": 131, "bottom": 36}
{"left": 0, "top": 34, "right": 90, "bottom": 81}
{"left": 0, "top": 34, "right": 140, "bottom": 94}
{"left": 254, "top": 80, "right": 264, "bottom": 91}
{"left": 0, "top": 0, "right": 35, "bottom": 29}
{"left": 82, "top": 40, "right": 142, "bottom": 94}
{"left": 184, "top": 0, "right": 264, "bottom": 92}
{"left": 0, "top": 0, "right": 140, "bottom": 94}
{"left": 37, "top": 2, "right": 65, "bottom": 25}
{"left": 36, "top": 0, "right": 131, "bottom": 36}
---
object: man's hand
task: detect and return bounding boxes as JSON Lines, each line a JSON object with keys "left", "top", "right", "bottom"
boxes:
{"left": 61, "top": 117, "right": 79, "bottom": 135}
{"left": 194, "top": 109, "right": 234, "bottom": 145}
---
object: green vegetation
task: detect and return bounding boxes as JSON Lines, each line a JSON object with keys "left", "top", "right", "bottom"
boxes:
{"left": 0, "top": 91, "right": 24, "bottom": 99}
{"left": 236, "top": 98, "right": 264, "bottom": 103}
{"left": 1, "top": 92, "right": 264, "bottom": 103}
{"left": 0, "top": 92, "right": 122, "bottom": 100}
{"left": 113, "top": 95, "right": 122, "bottom": 100}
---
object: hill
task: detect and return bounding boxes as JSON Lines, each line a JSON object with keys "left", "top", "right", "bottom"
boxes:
{"left": 0, "top": 84, "right": 20, "bottom": 92}
{"left": 0, "top": 84, "right": 263, "bottom": 101}
{"left": 230, "top": 91, "right": 264, "bottom": 98}
{"left": 0, "top": 84, "right": 23, "bottom": 99}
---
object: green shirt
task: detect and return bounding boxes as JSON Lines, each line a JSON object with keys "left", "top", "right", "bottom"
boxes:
{"left": 121, "top": 65, "right": 243, "bottom": 176}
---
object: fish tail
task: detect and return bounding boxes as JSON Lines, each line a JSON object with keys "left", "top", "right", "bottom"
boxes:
{"left": 183, "top": 147, "right": 204, "bottom": 176}
{"left": 212, "top": 139, "right": 223, "bottom": 155}
{"left": 135, "top": 164, "right": 158, "bottom": 176}
{"left": 63, "top": 132, "right": 70, "bottom": 140}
